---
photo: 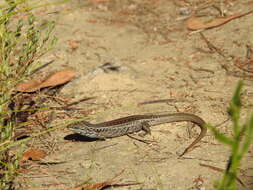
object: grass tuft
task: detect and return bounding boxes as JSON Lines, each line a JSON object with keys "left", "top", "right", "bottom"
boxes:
{"left": 207, "top": 81, "right": 253, "bottom": 190}
{"left": 0, "top": 0, "right": 57, "bottom": 189}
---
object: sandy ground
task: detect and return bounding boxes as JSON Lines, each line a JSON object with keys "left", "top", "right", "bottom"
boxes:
{"left": 14, "top": 0, "right": 253, "bottom": 189}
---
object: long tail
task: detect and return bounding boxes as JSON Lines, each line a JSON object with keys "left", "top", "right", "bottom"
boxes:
{"left": 167, "top": 113, "right": 207, "bottom": 157}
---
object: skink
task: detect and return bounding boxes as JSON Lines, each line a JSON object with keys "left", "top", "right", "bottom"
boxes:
{"left": 69, "top": 112, "right": 207, "bottom": 156}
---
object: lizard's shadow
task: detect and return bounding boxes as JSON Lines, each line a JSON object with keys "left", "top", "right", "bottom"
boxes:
{"left": 64, "top": 133, "right": 103, "bottom": 142}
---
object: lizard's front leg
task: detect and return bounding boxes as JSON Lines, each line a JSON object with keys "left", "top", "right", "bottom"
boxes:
{"left": 141, "top": 121, "right": 152, "bottom": 136}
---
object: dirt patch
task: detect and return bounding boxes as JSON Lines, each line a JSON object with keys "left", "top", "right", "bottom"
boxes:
{"left": 15, "top": 0, "right": 253, "bottom": 189}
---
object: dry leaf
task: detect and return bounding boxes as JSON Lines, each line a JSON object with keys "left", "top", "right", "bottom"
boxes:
{"left": 187, "top": 10, "right": 253, "bottom": 30}
{"left": 68, "top": 40, "right": 80, "bottom": 51}
{"left": 21, "top": 148, "right": 47, "bottom": 162}
{"left": 16, "top": 80, "right": 41, "bottom": 92}
{"left": 16, "top": 69, "right": 75, "bottom": 92}
{"left": 39, "top": 69, "right": 75, "bottom": 88}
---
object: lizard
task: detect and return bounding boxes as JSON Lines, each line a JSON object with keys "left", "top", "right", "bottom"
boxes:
{"left": 69, "top": 112, "right": 207, "bottom": 156}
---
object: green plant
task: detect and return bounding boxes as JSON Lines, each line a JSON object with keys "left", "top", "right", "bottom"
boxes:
{"left": 0, "top": 0, "right": 57, "bottom": 188}
{"left": 207, "top": 80, "right": 253, "bottom": 190}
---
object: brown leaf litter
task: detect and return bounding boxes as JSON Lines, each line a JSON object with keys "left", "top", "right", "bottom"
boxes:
{"left": 16, "top": 69, "right": 75, "bottom": 92}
